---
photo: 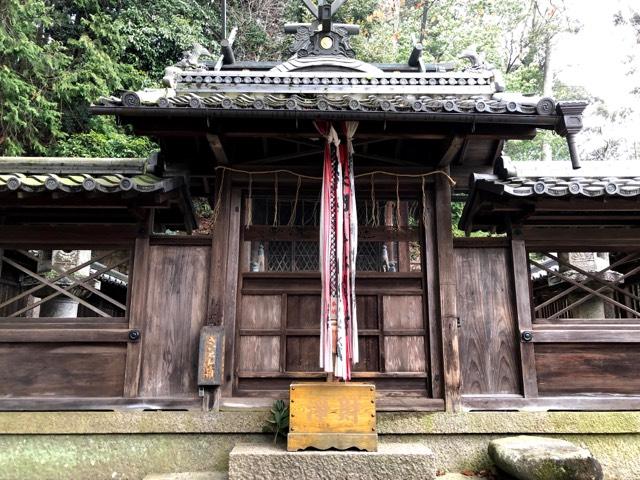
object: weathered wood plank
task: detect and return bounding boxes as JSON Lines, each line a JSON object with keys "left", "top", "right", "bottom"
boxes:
{"left": 383, "top": 296, "right": 423, "bottom": 329}
{"left": 522, "top": 227, "right": 640, "bottom": 251}
{"left": 223, "top": 188, "right": 242, "bottom": 396}
{"left": 237, "top": 336, "right": 280, "bottom": 372}
{"left": 536, "top": 343, "right": 640, "bottom": 395}
{"left": 435, "top": 172, "right": 461, "bottom": 411}
{"left": 0, "top": 329, "right": 132, "bottom": 342}
{"left": 0, "top": 343, "right": 126, "bottom": 397}
{"left": 124, "top": 218, "right": 152, "bottom": 398}
{"left": 138, "top": 245, "right": 210, "bottom": 397}
{"left": 240, "top": 295, "right": 282, "bottom": 329}
{"left": 455, "top": 247, "right": 521, "bottom": 395}
{"left": 511, "top": 237, "right": 539, "bottom": 397}
{"left": 531, "top": 329, "right": 640, "bottom": 343}
{"left": 423, "top": 188, "right": 442, "bottom": 398}
{"left": 384, "top": 336, "right": 426, "bottom": 372}
{"left": 0, "top": 225, "right": 137, "bottom": 247}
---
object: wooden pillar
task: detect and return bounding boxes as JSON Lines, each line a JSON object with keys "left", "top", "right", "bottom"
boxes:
{"left": 123, "top": 211, "right": 153, "bottom": 398}
{"left": 434, "top": 173, "right": 461, "bottom": 412}
{"left": 510, "top": 228, "right": 538, "bottom": 397}
{"left": 206, "top": 176, "right": 242, "bottom": 400}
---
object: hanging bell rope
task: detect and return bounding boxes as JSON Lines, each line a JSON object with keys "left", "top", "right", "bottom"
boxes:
{"left": 288, "top": 175, "right": 302, "bottom": 227}
{"left": 246, "top": 172, "right": 253, "bottom": 228}
{"left": 273, "top": 172, "right": 279, "bottom": 227}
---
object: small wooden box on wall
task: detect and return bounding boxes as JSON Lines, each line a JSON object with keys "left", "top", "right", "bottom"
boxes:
{"left": 197, "top": 326, "right": 224, "bottom": 386}
{"left": 287, "top": 383, "right": 378, "bottom": 452}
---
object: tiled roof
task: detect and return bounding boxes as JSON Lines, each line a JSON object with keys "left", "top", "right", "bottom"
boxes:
{"left": 459, "top": 162, "right": 640, "bottom": 232}
{"left": 0, "top": 173, "right": 182, "bottom": 194}
{"left": 97, "top": 90, "right": 558, "bottom": 116}
{"left": 476, "top": 175, "right": 640, "bottom": 198}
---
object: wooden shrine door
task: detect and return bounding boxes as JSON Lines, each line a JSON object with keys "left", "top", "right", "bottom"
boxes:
{"left": 231, "top": 191, "right": 440, "bottom": 409}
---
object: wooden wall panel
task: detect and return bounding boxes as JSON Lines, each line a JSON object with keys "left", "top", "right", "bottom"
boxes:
{"left": 0, "top": 343, "right": 125, "bottom": 397}
{"left": 238, "top": 336, "right": 280, "bottom": 372}
{"left": 286, "top": 336, "right": 320, "bottom": 372}
{"left": 241, "top": 295, "right": 281, "bottom": 329}
{"left": 287, "top": 295, "right": 319, "bottom": 329}
{"left": 353, "top": 336, "right": 379, "bottom": 372}
{"left": 384, "top": 336, "right": 426, "bottom": 372}
{"left": 383, "top": 295, "right": 423, "bottom": 329}
{"left": 138, "top": 246, "right": 210, "bottom": 397}
{"left": 455, "top": 247, "right": 521, "bottom": 395}
{"left": 536, "top": 343, "right": 640, "bottom": 395}
{"left": 357, "top": 295, "right": 378, "bottom": 330}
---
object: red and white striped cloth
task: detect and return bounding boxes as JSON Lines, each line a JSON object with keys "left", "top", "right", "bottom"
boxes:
{"left": 316, "top": 121, "right": 359, "bottom": 380}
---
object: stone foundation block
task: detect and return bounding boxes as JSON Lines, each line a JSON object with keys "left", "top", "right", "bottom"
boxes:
{"left": 489, "top": 435, "right": 603, "bottom": 480}
{"left": 228, "top": 442, "right": 435, "bottom": 480}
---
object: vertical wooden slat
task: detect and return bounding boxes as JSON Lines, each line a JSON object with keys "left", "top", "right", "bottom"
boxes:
{"left": 511, "top": 234, "right": 539, "bottom": 397}
{"left": 435, "top": 173, "right": 461, "bottom": 412}
{"left": 423, "top": 189, "right": 442, "bottom": 398}
{"left": 221, "top": 187, "right": 242, "bottom": 397}
{"left": 280, "top": 293, "right": 287, "bottom": 373}
{"left": 123, "top": 212, "right": 152, "bottom": 397}
{"left": 377, "top": 294, "right": 385, "bottom": 373}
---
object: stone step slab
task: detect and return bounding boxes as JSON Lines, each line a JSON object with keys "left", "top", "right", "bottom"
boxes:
{"left": 488, "top": 436, "right": 603, "bottom": 480}
{"left": 143, "top": 473, "right": 228, "bottom": 480}
{"left": 229, "top": 442, "right": 435, "bottom": 480}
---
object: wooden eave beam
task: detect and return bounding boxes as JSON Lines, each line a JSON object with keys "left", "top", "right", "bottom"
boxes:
{"left": 437, "top": 135, "right": 466, "bottom": 167}
{"left": 236, "top": 148, "right": 323, "bottom": 166}
{"left": 206, "top": 133, "right": 229, "bottom": 165}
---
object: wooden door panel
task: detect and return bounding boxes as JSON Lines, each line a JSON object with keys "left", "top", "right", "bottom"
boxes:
{"left": 287, "top": 295, "right": 320, "bottom": 329}
{"left": 138, "top": 245, "right": 209, "bottom": 397}
{"left": 236, "top": 272, "right": 430, "bottom": 397}
{"left": 357, "top": 295, "right": 378, "bottom": 329}
{"left": 238, "top": 336, "right": 280, "bottom": 371}
{"left": 384, "top": 336, "right": 426, "bottom": 372}
{"left": 455, "top": 247, "right": 521, "bottom": 395}
{"left": 241, "top": 295, "right": 281, "bottom": 329}
{"left": 286, "top": 336, "right": 321, "bottom": 371}
{"left": 353, "top": 336, "right": 380, "bottom": 372}
{"left": 383, "top": 295, "right": 423, "bottom": 329}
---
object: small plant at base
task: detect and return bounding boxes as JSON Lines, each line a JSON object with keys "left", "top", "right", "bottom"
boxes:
{"left": 263, "top": 399, "right": 289, "bottom": 444}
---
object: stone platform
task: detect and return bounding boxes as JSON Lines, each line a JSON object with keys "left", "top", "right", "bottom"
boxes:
{"left": 228, "top": 442, "right": 435, "bottom": 480}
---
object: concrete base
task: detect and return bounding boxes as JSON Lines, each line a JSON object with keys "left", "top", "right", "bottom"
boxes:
{"left": 228, "top": 442, "right": 435, "bottom": 480}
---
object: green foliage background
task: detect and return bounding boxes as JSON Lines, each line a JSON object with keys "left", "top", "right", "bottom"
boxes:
{"left": 0, "top": 0, "right": 583, "bottom": 162}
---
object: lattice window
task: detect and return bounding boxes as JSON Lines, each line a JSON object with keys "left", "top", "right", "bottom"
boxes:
{"left": 357, "top": 242, "right": 382, "bottom": 272}
{"left": 294, "top": 241, "right": 319, "bottom": 271}
{"left": 529, "top": 251, "right": 640, "bottom": 321}
{"left": 0, "top": 249, "right": 130, "bottom": 318}
{"left": 267, "top": 241, "right": 292, "bottom": 272}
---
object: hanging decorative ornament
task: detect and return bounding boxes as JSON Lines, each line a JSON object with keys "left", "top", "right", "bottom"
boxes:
{"left": 316, "top": 120, "right": 359, "bottom": 381}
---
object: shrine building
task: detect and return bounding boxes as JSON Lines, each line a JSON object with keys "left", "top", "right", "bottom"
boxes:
{"left": 0, "top": 1, "right": 639, "bottom": 478}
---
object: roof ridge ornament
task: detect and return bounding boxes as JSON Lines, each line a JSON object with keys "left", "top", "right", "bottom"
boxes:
{"left": 285, "top": 0, "right": 359, "bottom": 58}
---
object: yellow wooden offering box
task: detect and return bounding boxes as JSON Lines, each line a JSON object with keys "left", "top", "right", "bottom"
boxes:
{"left": 287, "top": 382, "right": 378, "bottom": 451}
